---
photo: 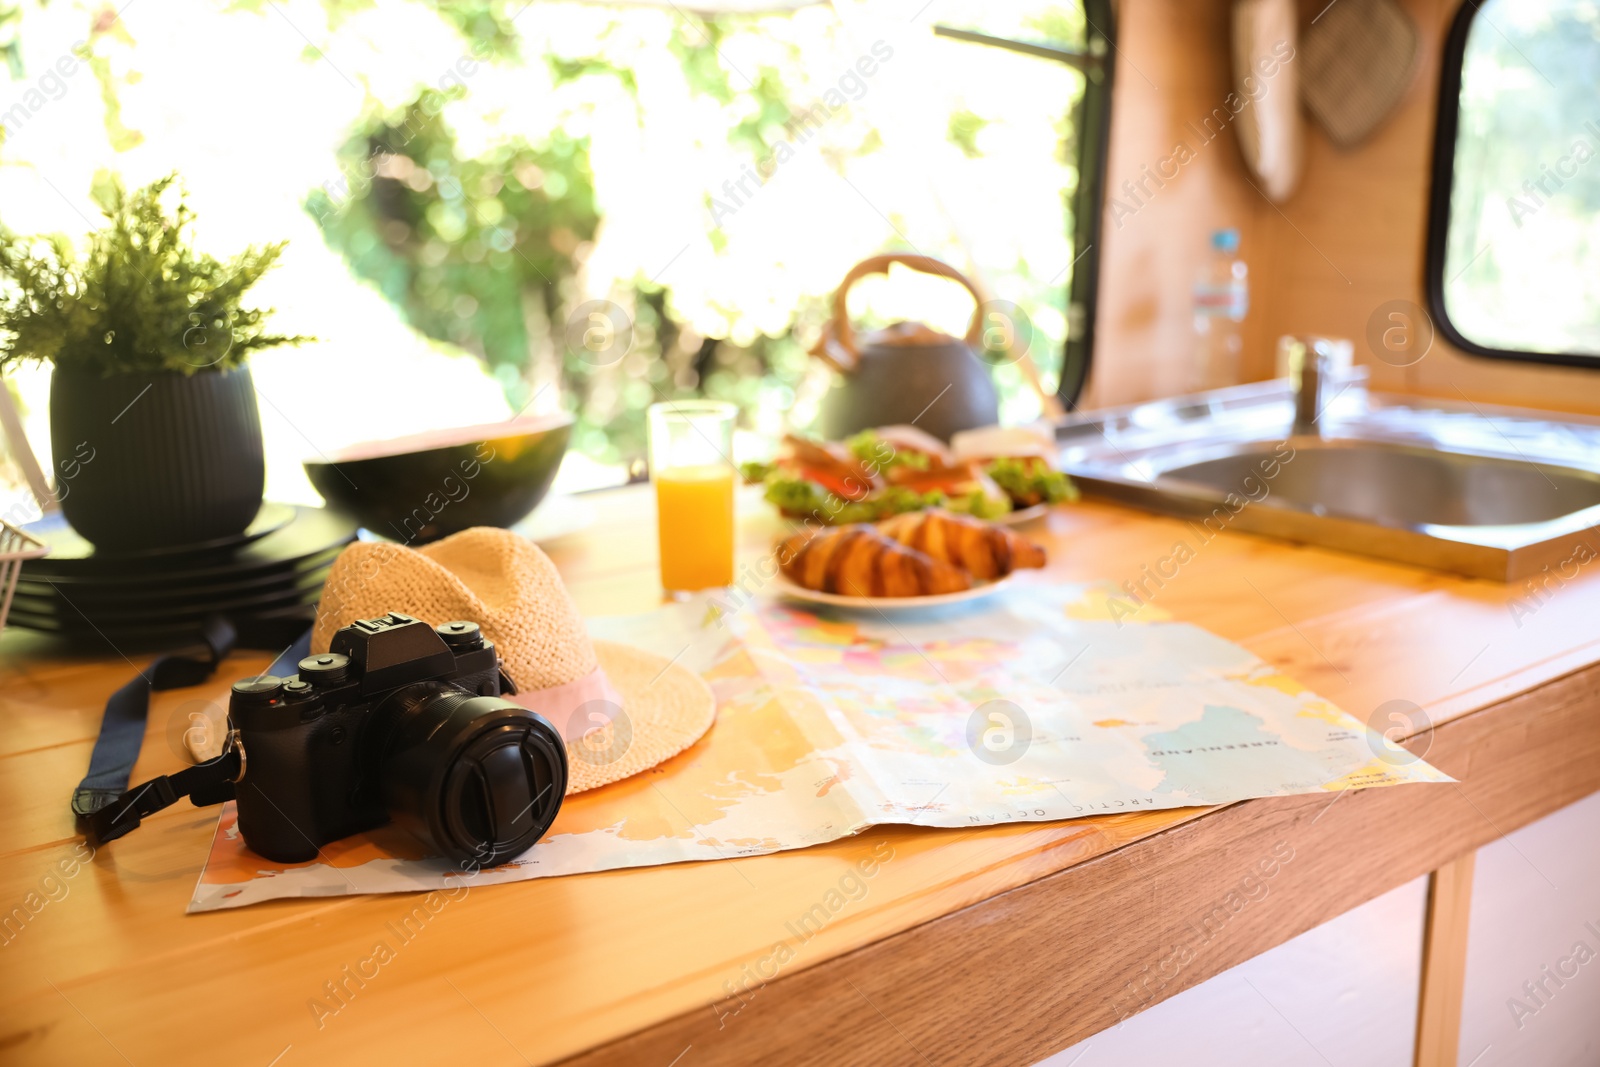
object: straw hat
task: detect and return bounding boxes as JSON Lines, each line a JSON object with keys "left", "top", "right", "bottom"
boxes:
{"left": 311, "top": 527, "right": 715, "bottom": 794}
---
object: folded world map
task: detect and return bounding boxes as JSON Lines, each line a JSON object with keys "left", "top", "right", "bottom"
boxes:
{"left": 189, "top": 579, "right": 1448, "bottom": 912}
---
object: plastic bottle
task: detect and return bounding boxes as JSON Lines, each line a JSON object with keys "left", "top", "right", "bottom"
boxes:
{"left": 1191, "top": 228, "right": 1248, "bottom": 391}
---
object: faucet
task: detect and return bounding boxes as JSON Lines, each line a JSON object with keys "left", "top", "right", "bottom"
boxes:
{"left": 1285, "top": 336, "right": 1339, "bottom": 437}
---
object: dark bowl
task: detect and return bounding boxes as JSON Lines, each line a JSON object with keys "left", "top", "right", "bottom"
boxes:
{"left": 304, "top": 413, "right": 572, "bottom": 545}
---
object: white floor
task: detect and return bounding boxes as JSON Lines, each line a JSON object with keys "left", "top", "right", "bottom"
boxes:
{"left": 1036, "top": 791, "right": 1600, "bottom": 1067}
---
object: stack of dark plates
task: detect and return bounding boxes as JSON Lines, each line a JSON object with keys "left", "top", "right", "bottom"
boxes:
{"left": 12, "top": 503, "right": 358, "bottom": 651}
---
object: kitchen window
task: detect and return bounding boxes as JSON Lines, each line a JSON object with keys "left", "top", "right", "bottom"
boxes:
{"left": 1427, "top": 0, "right": 1600, "bottom": 366}
{"left": 0, "top": 0, "right": 1114, "bottom": 502}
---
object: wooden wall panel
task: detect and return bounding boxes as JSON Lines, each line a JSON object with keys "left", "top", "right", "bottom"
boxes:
{"left": 1086, "top": 0, "right": 1265, "bottom": 404}
{"left": 1089, "top": 0, "right": 1600, "bottom": 415}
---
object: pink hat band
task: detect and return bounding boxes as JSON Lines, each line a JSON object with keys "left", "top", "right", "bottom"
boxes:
{"left": 507, "top": 666, "right": 624, "bottom": 743}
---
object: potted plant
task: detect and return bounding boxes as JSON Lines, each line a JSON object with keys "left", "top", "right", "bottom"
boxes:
{"left": 0, "top": 174, "right": 309, "bottom": 552}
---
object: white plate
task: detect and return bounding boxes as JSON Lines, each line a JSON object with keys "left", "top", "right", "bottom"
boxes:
{"left": 998, "top": 503, "right": 1050, "bottom": 525}
{"left": 760, "top": 499, "right": 1052, "bottom": 527}
{"left": 772, "top": 571, "right": 1020, "bottom": 611}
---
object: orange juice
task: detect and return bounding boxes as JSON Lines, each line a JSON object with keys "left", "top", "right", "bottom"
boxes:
{"left": 655, "top": 465, "right": 735, "bottom": 591}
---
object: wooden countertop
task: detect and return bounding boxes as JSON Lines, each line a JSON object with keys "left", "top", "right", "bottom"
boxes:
{"left": 3, "top": 486, "right": 1598, "bottom": 1066}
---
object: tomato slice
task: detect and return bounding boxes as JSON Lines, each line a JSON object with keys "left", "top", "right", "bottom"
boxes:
{"left": 795, "top": 463, "right": 868, "bottom": 501}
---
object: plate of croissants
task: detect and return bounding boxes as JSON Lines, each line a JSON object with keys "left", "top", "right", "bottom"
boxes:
{"left": 774, "top": 507, "right": 1047, "bottom": 609}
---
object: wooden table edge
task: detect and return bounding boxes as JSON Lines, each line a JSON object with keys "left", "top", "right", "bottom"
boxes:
{"left": 556, "top": 660, "right": 1600, "bottom": 1067}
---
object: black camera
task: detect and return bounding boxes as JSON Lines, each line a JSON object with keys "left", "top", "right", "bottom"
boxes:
{"left": 226, "top": 613, "right": 567, "bottom": 866}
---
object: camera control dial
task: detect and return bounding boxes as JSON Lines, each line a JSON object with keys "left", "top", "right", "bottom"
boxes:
{"left": 435, "top": 621, "right": 485, "bottom": 651}
{"left": 298, "top": 652, "right": 351, "bottom": 686}
{"left": 231, "top": 676, "right": 284, "bottom": 705}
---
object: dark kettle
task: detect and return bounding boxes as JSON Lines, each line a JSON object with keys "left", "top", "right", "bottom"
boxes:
{"left": 812, "top": 254, "right": 1000, "bottom": 443}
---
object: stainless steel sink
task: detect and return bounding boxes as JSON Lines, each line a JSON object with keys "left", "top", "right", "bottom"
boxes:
{"left": 1055, "top": 373, "right": 1600, "bottom": 580}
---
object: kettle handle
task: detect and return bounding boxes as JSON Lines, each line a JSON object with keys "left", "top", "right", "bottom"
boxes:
{"left": 829, "top": 254, "right": 986, "bottom": 362}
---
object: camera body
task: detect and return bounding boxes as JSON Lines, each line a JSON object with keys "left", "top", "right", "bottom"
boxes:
{"left": 229, "top": 612, "right": 567, "bottom": 866}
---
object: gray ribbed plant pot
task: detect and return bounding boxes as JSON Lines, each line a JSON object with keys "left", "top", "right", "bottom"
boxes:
{"left": 49, "top": 365, "right": 265, "bottom": 552}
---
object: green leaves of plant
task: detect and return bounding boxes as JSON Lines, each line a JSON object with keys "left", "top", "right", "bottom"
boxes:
{"left": 0, "top": 172, "right": 312, "bottom": 376}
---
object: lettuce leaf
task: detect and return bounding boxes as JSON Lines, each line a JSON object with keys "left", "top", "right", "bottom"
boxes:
{"left": 985, "top": 457, "right": 1079, "bottom": 507}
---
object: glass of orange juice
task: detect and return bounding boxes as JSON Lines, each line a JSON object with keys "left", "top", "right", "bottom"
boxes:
{"left": 647, "top": 400, "right": 736, "bottom": 593}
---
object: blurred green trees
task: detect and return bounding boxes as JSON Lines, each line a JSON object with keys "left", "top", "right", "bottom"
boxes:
{"left": 1446, "top": 0, "right": 1600, "bottom": 355}
{"left": 302, "top": 13, "right": 830, "bottom": 469}
{"left": 298, "top": 3, "right": 1086, "bottom": 470}
{"left": 306, "top": 101, "right": 601, "bottom": 408}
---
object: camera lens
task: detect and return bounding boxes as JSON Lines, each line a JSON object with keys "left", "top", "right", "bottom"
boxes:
{"left": 375, "top": 683, "right": 567, "bottom": 867}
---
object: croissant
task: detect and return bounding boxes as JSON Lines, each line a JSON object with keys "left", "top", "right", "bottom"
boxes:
{"left": 875, "top": 508, "right": 1046, "bottom": 580}
{"left": 779, "top": 525, "right": 972, "bottom": 597}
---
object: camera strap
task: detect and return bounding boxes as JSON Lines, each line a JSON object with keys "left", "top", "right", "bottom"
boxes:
{"left": 82, "top": 746, "right": 245, "bottom": 848}
{"left": 74, "top": 620, "right": 314, "bottom": 847}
